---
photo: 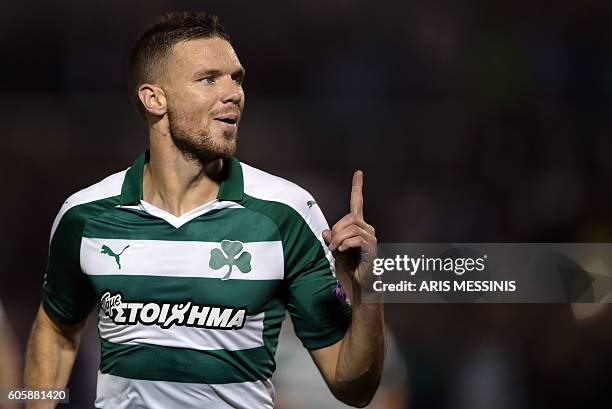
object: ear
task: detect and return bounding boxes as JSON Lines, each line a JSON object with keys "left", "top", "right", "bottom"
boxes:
{"left": 138, "top": 84, "right": 167, "bottom": 117}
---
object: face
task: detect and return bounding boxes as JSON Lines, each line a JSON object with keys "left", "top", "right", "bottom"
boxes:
{"left": 162, "top": 37, "right": 245, "bottom": 162}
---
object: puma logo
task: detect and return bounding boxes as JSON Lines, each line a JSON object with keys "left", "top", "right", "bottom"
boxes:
{"left": 101, "top": 245, "right": 130, "bottom": 269}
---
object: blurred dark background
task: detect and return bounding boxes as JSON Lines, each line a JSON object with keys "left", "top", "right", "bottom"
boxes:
{"left": 2, "top": 1, "right": 612, "bottom": 408}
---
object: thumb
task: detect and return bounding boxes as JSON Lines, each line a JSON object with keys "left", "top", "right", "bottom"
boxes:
{"left": 322, "top": 229, "right": 332, "bottom": 246}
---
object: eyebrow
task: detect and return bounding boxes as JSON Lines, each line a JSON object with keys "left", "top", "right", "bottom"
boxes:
{"left": 194, "top": 67, "right": 246, "bottom": 79}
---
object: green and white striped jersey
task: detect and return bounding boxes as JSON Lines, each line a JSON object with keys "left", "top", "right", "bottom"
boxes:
{"left": 42, "top": 151, "right": 351, "bottom": 409}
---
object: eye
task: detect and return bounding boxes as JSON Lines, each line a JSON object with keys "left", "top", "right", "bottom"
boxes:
{"left": 232, "top": 74, "right": 244, "bottom": 85}
{"left": 200, "top": 76, "right": 215, "bottom": 85}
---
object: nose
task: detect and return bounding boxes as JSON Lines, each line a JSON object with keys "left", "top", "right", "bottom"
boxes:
{"left": 220, "top": 79, "right": 243, "bottom": 105}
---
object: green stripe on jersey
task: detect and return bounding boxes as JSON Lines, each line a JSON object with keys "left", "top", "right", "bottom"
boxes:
{"left": 43, "top": 196, "right": 120, "bottom": 325}
{"left": 100, "top": 339, "right": 275, "bottom": 384}
{"left": 88, "top": 275, "right": 282, "bottom": 314}
{"left": 83, "top": 208, "right": 281, "bottom": 243}
{"left": 240, "top": 194, "right": 351, "bottom": 349}
{"left": 43, "top": 154, "right": 351, "bottom": 409}
{"left": 240, "top": 194, "right": 324, "bottom": 280}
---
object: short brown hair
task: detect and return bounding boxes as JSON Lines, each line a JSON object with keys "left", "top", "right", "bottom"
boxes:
{"left": 127, "top": 11, "right": 231, "bottom": 120}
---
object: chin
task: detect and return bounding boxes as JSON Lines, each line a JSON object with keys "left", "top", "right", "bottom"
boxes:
{"left": 224, "top": 141, "right": 238, "bottom": 158}
{"left": 216, "top": 133, "right": 238, "bottom": 154}
{"left": 221, "top": 129, "right": 238, "bottom": 140}
{"left": 210, "top": 139, "right": 237, "bottom": 159}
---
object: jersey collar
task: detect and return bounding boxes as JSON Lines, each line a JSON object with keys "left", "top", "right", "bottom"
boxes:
{"left": 120, "top": 151, "right": 244, "bottom": 205}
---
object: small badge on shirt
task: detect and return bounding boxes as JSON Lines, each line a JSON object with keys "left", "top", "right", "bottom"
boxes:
{"left": 333, "top": 281, "right": 348, "bottom": 304}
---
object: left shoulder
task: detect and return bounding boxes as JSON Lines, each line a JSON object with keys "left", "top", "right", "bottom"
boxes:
{"left": 240, "top": 162, "right": 319, "bottom": 220}
{"left": 240, "top": 162, "right": 334, "bottom": 271}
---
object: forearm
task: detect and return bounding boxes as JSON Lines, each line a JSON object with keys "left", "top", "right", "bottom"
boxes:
{"left": 24, "top": 306, "right": 82, "bottom": 409}
{"left": 334, "top": 285, "right": 385, "bottom": 407}
{"left": 319, "top": 171, "right": 385, "bottom": 406}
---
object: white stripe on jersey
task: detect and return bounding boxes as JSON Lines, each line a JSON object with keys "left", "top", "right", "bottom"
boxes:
{"left": 50, "top": 169, "right": 126, "bottom": 242}
{"left": 98, "top": 309, "right": 265, "bottom": 351}
{"left": 241, "top": 163, "right": 336, "bottom": 277}
{"left": 80, "top": 238, "right": 285, "bottom": 280}
{"left": 95, "top": 372, "right": 274, "bottom": 409}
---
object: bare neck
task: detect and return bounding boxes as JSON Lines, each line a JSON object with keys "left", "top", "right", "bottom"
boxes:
{"left": 143, "top": 129, "right": 223, "bottom": 217}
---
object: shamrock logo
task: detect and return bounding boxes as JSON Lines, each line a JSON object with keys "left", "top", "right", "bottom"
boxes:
{"left": 209, "top": 240, "right": 252, "bottom": 280}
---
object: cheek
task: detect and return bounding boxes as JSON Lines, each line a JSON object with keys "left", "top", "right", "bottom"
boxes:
{"left": 239, "top": 92, "right": 246, "bottom": 111}
{"left": 179, "top": 98, "right": 212, "bottom": 123}
{"left": 176, "top": 87, "right": 213, "bottom": 113}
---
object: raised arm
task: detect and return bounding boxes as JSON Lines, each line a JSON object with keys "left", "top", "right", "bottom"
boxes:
{"left": 313, "top": 170, "right": 385, "bottom": 407}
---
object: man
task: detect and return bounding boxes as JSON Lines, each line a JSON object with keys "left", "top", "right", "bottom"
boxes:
{"left": 25, "top": 11, "right": 384, "bottom": 409}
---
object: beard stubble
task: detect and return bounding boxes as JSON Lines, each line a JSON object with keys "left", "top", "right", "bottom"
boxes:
{"left": 167, "top": 105, "right": 237, "bottom": 164}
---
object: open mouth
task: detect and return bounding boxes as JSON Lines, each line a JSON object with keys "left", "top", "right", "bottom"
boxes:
{"left": 214, "top": 115, "right": 238, "bottom": 126}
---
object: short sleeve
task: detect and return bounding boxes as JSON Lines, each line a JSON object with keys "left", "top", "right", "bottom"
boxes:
{"left": 42, "top": 206, "right": 96, "bottom": 325}
{"left": 284, "top": 201, "right": 352, "bottom": 350}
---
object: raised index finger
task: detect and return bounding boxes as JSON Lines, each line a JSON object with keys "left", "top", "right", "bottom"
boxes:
{"left": 350, "top": 170, "right": 364, "bottom": 219}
